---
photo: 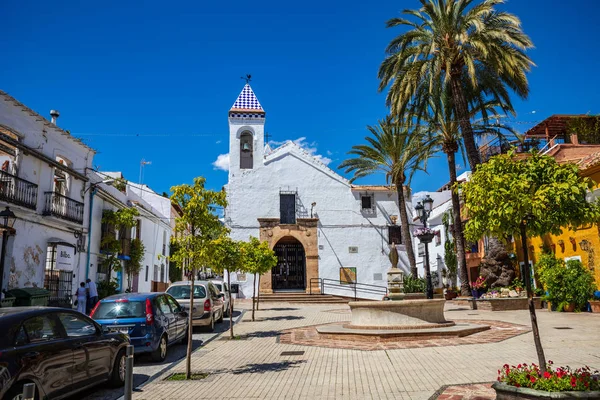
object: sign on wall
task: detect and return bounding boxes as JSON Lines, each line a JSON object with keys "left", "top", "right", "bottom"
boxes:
{"left": 56, "top": 245, "right": 75, "bottom": 270}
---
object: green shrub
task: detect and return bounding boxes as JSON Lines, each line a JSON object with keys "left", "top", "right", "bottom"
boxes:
{"left": 403, "top": 274, "right": 425, "bottom": 293}
{"left": 97, "top": 278, "right": 119, "bottom": 299}
{"left": 539, "top": 257, "right": 596, "bottom": 312}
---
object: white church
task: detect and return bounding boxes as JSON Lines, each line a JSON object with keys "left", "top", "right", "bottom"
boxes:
{"left": 224, "top": 84, "right": 437, "bottom": 299}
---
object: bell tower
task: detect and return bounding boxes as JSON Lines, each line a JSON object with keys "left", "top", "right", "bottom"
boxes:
{"left": 228, "top": 84, "right": 265, "bottom": 177}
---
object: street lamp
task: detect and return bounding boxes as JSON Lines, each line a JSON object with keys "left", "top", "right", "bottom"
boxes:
{"left": 415, "top": 195, "right": 434, "bottom": 299}
{"left": 0, "top": 206, "right": 16, "bottom": 299}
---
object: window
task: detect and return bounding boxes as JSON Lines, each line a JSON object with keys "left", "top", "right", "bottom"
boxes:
{"left": 91, "top": 301, "right": 145, "bottom": 320}
{"left": 58, "top": 313, "right": 97, "bottom": 337}
{"left": 160, "top": 264, "right": 165, "bottom": 282}
{"left": 280, "top": 194, "right": 296, "bottom": 224}
{"left": 240, "top": 132, "right": 253, "bottom": 169}
{"left": 162, "top": 231, "right": 167, "bottom": 256}
{"left": 153, "top": 265, "right": 158, "bottom": 281}
{"left": 145, "top": 265, "right": 149, "bottom": 282}
{"left": 165, "top": 296, "right": 182, "bottom": 312}
{"left": 388, "top": 226, "right": 402, "bottom": 245}
{"left": 361, "top": 194, "right": 374, "bottom": 213}
{"left": 14, "top": 326, "right": 28, "bottom": 346}
{"left": 166, "top": 285, "right": 207, "bottom": 299}
{"left": 156, "top": 296, "right": 172, "bottom": 315}
{"left": 136, "top": 220, "right": 141, "bottom": 240}
{"left": 22, "top": 315, "right": 61, "bottom": 343}
{"left": 435, "top": 231, "right": 441, "bottom": 246}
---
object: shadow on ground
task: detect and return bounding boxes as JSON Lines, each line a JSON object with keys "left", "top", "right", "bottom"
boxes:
{"left": 260, "top": 315, "right": 305, "bottom": 321}
{"left": 231, "top": 360, "right": 306, "bottom": 375}
{"left": 261, "top": 307, "right": 299, "bottom": 311}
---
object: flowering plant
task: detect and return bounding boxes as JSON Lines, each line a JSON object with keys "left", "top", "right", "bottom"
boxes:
{"left": 413, "top": 227, "right": 434, "bottom": 237}
{"left": 498, "top": 361, "right": 599, "bottom": 392}
{"left": 471, "top": 276, "right": 486, "bottom": 289}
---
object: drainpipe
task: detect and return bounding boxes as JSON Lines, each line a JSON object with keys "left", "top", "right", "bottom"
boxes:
{"left": 85, "top": 188, "right": 97, "bottom": 281}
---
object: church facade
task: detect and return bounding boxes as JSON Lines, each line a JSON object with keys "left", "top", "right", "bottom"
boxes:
{"left": 224, "top": 84, "right": 415, "bottom": 300}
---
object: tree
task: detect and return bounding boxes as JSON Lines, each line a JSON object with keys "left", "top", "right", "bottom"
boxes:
{"left": 170, "top": 177, "right": 227, "bottom": 380}
{"left": 339, "top": 116, "right": 433, "bottom": 276}
{"left": 378, "top": 0, "right": 534, "bottom": 171}
{"left": 210, "top": 236, "right": 244, "bottom": 339}
{"left": 414, "top": 80, "right": 515, "bottom": 295}
{"left": 241, "top": 237, "right": 278, "bottom": 321}
{"left": 124, "top": 238, "right": 145, "bottom": 292}
{"left": 100, "top": 208, "right": 139, "bottom": 288}
{"left": 462, "top": 151, "right": 599, "bottom": 373}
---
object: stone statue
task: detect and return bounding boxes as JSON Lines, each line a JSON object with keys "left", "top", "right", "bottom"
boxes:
{"left": 478, "top": 237, "right": 516, "bottom": 288}
{"left": 387, "top": 242, "right": 405, "bottom": 300}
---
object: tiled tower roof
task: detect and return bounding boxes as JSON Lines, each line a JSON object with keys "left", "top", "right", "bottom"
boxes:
{"left": 230, "top": 84, "right": 264, "bottom": 112}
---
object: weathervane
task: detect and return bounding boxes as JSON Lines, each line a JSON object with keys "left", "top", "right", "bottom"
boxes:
{"left": 241, "top": 74, "right": 252, "bottom": 84}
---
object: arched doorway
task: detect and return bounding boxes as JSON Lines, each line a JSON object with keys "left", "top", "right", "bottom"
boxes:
{"left": 272, "top": 236, "right": 306, "bottom": 291}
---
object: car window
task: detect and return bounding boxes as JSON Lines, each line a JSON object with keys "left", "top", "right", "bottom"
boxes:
{"left": 14, "top": 325, "right": 28, "bottom": 346}
{"left": 156, "top": 296, "right": 172, "bottom": 315}
{"left": 92, "top": 301, "right": 146, "bottom": 319}
{"left": 165, "top": 296, "right": 181, "bottom": 312}
{"left": 213, "top": 283, "right": 222, "bottom": 292}
{"left": 22, "top": 315, "right": 61, "bottom": 343}
{"left": 208, "top": 284, "right": 219, "bottom": 299}
{"left": 58, "top": 313, "right": 97, "bottom": 337}
{"left": 166, "top": 285, "right": 206, "bottom": 299}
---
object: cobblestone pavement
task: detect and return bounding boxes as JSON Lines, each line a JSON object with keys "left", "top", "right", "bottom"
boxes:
{"left": 132, "top": 301, "right": 600, "bottom": 400}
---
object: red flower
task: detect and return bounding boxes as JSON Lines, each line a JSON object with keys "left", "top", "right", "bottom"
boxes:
{"left": 518, "top": 364, "right": 522, "bottom": 368}
{"left": 544, "top": 372, "right": 551, "bottom": 379}
{"left": 530, "top": 377, "right": 536, "bottom": 383}
{"left": 515, "top": 383, "right": 521, "bottom": 388}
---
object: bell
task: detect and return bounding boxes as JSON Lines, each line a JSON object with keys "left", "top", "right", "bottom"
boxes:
{"left": 242, "top": 142, "right": 252, "bottom": 152}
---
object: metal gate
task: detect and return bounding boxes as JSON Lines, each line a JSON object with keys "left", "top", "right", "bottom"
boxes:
{"left": 44, "top": 269, "right": 73, "bottom": 308}
{"left": 272, "top": 239, "right": 305, "bottom": 290}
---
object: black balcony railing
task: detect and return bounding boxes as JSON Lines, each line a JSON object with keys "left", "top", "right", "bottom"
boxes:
{"left": 43, "top": 192, "right": 84, "bottom": 224}
{"left": 0, "top": 169, "right": 38, "bottom": 209}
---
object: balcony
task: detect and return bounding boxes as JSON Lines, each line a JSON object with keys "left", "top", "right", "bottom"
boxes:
{"left": 119, "top": 238, "right": 131, "bottom": 260}
{"left": 43, "top": 192, "right": 84, "bottom": 224}
{"left": 0, "top": 170, "right": 38, "bottom": 210}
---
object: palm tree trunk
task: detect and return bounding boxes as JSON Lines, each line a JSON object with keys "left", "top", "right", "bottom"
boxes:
{"left": 449, "top": 72, "right": 481, "bottom": 171}
{"left": 520, "top": 222, "right": 547, "bottom": 374}
{"left": 446, "top": 150, "right": 470, "bottom": 296}
{"left": 396, "top": 184, "right": 417, "bottom": 276}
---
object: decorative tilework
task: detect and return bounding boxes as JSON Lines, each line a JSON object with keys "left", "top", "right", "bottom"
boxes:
{"left": 231, "top": 84, "right": 263, "bottom": 111}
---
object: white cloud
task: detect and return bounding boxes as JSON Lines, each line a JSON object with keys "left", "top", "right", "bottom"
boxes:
{"left": 326, "top": 150, "right": 333, "bottom": 156}
{"left": 290, "top": 137, "right": 332, "bottom": 165}
{"left": 215, "top": 140, "right": 222, "bottom": 144}
{"left": 212, "top": 153, "right": 230, "bottom": 171}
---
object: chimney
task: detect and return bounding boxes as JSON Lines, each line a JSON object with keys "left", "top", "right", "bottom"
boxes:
{"left": 50, "top": 110, "right": 60, "bottom": 125}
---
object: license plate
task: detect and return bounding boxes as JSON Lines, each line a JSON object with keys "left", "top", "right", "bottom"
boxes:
{"left": 108, "top": 326, "right": 130, "bottom": 334}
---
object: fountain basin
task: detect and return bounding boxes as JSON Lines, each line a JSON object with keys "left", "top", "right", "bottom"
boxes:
{"left": 347, "top": 299, "right": 448, "bottom": 329}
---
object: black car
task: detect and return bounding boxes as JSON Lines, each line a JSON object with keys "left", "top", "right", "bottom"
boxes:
{"left": 0, "top": 307, "right": 130, "bottom": 400}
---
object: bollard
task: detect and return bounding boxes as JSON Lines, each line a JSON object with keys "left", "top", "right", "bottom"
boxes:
{"left": 22, "top": 383, "right": 35, "bottom": 400}
{"left": 124, "top": 345, "right": 134, "bottom": 400}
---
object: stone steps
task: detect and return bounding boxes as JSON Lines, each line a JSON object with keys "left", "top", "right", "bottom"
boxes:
{"left": 255, "top": 293, "right": 352, "bottom": 304}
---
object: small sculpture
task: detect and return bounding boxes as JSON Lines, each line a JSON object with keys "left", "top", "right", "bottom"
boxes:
{"left": 387, "top": 243, "right": 405, "bottom": 300}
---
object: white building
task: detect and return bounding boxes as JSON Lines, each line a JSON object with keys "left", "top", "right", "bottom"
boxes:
{"left": 224, "top": 84, "right": 415, "bottom": 300}
{"left": 0, "top": 91, "right": 94, "bottom": 305}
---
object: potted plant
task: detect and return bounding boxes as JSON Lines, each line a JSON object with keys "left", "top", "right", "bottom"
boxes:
{"left": 510, "top": 278, "right": 524, "bottom": 295}
{"left": 591, "top": 291, "right": 600, "bottom": 313}
{"left": 493, "top": 361, "right": 600, "bottom": 399}
{"left": 539, "top": 257, "right": 596, "bottom": 312}
{"left": 471, "top": 276, "right": 486, "bottom": 298}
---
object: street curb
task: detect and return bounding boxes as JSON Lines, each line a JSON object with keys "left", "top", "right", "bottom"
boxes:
{"left": 117, "top": 309, "right": 247, "bottom": 400}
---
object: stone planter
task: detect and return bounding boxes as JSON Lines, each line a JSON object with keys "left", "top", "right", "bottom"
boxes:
{"left": 590, "top": 300, "right": 600, "bottom": 313}
{"left": 403, "top": 293, "right": 426, "bottom": 300}
{"left": 492, "top": 381, "right": 600, "bottom": 399}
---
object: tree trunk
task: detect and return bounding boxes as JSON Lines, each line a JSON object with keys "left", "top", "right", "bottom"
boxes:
{"left": 227, "top": 269, "right": 234, "bottom": 339}
{"left": 449, "top": 71, "right": 481, "bottom": 171}
{"left": 446, "top": 150, "right": 471, "bottom": 296}
{"left": 256, "top": 275, "right": 261, "bottom": 311}
{"left": 520, "top": 222, "right": 547, "bottom": 374}
{"left": 252, "top": 273, "right": 257, "bottom": 321}
{"left": 186, "top": 271, "right": 194, "bottom": 379}
{"left": 396, "top": 184, "right": 417, "bottom": 276}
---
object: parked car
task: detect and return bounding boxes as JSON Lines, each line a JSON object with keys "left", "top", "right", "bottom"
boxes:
{"left": 210, "top": 279, "right": 234, "bottom": 316}
{"left": 91, "top": 292, "right": 188, "bottom": 362}
{"left": 166, "top": 281, "right": 225, "bottom": 332}
{"left": 0, "top": 306, "right": 129, "bottom": 400}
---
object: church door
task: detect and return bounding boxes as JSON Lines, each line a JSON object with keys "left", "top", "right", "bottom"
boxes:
{"left": 272, "top": 237, "right": 306, "bottom": 291}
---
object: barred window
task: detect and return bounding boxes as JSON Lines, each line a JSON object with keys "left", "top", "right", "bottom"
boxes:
{"left": 388, "top": 226, "right": 402, "bottom": 245}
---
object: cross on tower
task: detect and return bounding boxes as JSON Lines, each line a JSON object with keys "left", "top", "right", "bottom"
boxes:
{"left": 241, "top": 74, "right": 252, "bottom": 84}
{"left": 265, "top": 132, "right": 272, "bottom": 143}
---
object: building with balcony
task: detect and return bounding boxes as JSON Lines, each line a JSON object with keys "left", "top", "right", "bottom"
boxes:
{"left": 0, "top": 90, "right": 94, "bottom": 305}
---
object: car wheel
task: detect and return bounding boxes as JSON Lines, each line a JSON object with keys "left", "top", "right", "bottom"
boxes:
{"left": 5, "top": 382, "right": 39, "bottom": 400}
{"left": 151, "top": 335, "right": 168, "bottom": 362}
{"left": 110, "top": 349, "right": 126, "bottom": 387}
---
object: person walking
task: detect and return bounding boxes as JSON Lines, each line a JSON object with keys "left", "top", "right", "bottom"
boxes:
{"left": 74, "top": 282, "right": 87, "bottom": 314}
{"left": 86, "top": 278, "right": 99, "bottom": 313}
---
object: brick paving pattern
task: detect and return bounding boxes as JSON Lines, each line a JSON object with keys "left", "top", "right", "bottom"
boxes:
{"left": 133, "top": 302, "right": 600, "bottom": 400}
{"left": 435, "top": 383, "right": 495, "bottom": 400}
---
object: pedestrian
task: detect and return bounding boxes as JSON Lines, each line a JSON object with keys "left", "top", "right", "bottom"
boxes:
{"left": 86, "top": 278, "right": 99, "bottom": 313}
{"left": 74, "top": 282, "right": 87, "bottom": 314}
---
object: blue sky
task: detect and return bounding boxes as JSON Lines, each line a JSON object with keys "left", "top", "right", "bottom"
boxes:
{"left": 2, "top": 0, "right": 600, "bottom": 196}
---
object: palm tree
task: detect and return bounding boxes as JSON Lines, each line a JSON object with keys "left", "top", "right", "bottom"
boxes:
{"left": 412, "top": 81, "right": 515, "bottom": 296}
{"left": 378, "top": 0, "right": 534, "bottom": 171}
{"left": 339, "top": 116, "right": 433, "bottom": 277}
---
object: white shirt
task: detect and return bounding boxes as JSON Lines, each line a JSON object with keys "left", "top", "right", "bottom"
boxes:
{"left": 86, "top": 281, "right": 98, "bottom": 297}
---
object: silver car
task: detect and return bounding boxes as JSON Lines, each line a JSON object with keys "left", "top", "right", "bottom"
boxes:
{"left": 210, "top": 279, "right": 234, "bottom": 317}
{"left": 166, "top": 281, "right": 225, "bottom": 332}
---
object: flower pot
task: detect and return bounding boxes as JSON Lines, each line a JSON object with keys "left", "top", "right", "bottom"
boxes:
{"left": 493, "top": 382, "right": 600, "bottom": 399}
{"left": 590, "top": 300, "right": 600, "bottom": 313}
{"left": 563, "top": 303, "right": 576, "bottom": 312}
{"left": 471, "top": 289, "right": 480, "bottom": 299}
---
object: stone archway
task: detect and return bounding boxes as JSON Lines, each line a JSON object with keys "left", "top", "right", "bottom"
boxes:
{"left": 258, "top": 218, "right": 319, "bottom": 294}
{"left": 272, "top": 237, "right": 306, "bottom": 291}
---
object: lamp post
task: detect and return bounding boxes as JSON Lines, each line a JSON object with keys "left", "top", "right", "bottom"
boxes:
{"left": 0, "top": 207, "right": 16, "bottom": 299}
{"left": 415, "top": 195, "right": 434, "bottom": 299}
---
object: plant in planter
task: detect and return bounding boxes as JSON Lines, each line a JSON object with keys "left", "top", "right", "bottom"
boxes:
{"left": 539, "top": 257, "right": 596, "bottom": 312}
{"left": 591, "top": 291, "right": 600, "bottom": 313}
{"left": 494, "top": 361, "right": 600, "bottom": 399}
{"left": 403, "top": 274, "right": 426, "bottom": 294}
{"left": 470, "top": 276, "right": 486, "bottom": 298}
{"left": 510, "top": 278, "right": 524, "bottom": 295}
